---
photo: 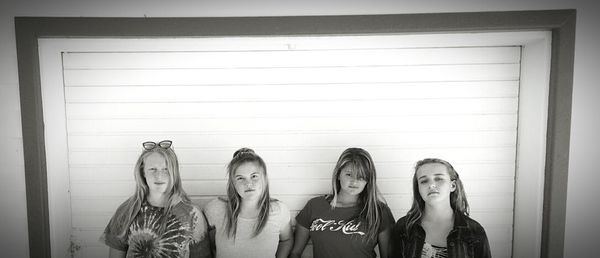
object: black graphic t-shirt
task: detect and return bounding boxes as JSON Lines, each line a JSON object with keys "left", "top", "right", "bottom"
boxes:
{"left": 102, "top": 201, "right": 211, "bottom": 258}
{"left": 296, "top": 195, "right": 395, "bottom": 258}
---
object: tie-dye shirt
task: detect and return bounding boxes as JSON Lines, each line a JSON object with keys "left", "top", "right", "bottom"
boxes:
{"left": 102, "top": 200, "right": 211, "bottom": 258}
{"left": 295, "top": 195, "right": 395, "bottom": 258}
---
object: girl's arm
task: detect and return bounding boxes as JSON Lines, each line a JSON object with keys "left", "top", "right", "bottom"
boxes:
{"left": 190, "top": 226, "right": 213, "bottom": 258}
{"left": 108, "top": 247, "right": 126, "bottom": 258}
{"left": 188, "top": 207, "right": 214, "bottom": 258}
{"left": 202, "top": 202, "right": 217, "bottom": 256}
{"left": 475, "top": 228, "right": 492, "bottom": 258}
{"left": 388, "top": 224, "right": 403, "bottom": 258}
{"left": 275, "top": 220, "right": 294, "bottom": 258}
{"left": 289, "top": 224, "right": 310, "bottom": 258}
{"left": 207, "top": 225, "right": 216, "bottom": 256}
{"left": 377, "top": 228, "right": 392, "bottom": 258}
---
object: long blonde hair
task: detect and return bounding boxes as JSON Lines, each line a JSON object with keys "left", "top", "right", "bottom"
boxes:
{"left": 108, "top": 145, "right": 190, "bottom": 237}
{"left": 405, "top": 158, "right": 469, "bottom": 233}
{"left": 224, "top": 148, "right": 273, "bottom": 238}
{"left": 329, "top": 147, "right": 386, "bottom": 242}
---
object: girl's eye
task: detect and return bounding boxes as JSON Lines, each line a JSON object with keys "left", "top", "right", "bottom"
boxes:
{"left": 434, "top": 177, "right": 444, "bottom": 182}
{"left": 236, "top": 177, "right": 243, "bottom": 181}
{"left": 420, "top": 179, "right": 428, "bottom": 184}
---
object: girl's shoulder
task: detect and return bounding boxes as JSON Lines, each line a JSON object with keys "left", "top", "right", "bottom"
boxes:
{"left": 394, "top": 215, "right": 410, "bottom": 227}
{"left": 112, "top": 196, "right": 137, "bottom": 216}
{"left": 269, "top": 199, "right": 290, "bottom": 214}
{"left": 307, "top": 195, "right": 330, "bottom": 205}
{"left": 391, "top": 215, "right": 411, "bottom": 236}
{"left": 309, "top": 195, "right": 334, "bottom": 207}
{"left": 204, "top": 197, "right": 228, "bottom": 209}
{"left": 202, "top": 198, "right": 230, "bottom": 225}
{"left": 168, "top": 201, "right": 208, "bottom": 227}
{"left": 296, "top": 195, "right": 331, "bottom": 214}
{"left": 376, "top": 200, "right": 392, "bottom": 210}
{"left": 395, "top": 214, "right": 409, "bottom": 223}
{"left": 203, "top": 197, "right": 228, "bottom": 217}
{"left": 268, "top": 200, "right": 291, "bottom": 225}
{"left": 462, "top": 215, "right": 487, "bottom": 236}
{"left": 377, "top": 199, "right": 389, "bottom": 206}
{"left": 173, "top": 199, "right": 203, "bottom": 214}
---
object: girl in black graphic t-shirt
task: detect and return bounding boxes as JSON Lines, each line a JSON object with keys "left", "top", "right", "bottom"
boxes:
{"left": 290, "top": 148, "right": 395, "bottom": 258}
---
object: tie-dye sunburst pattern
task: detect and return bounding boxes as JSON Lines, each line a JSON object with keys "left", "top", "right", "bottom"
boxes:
{"left": 126, "top": 204, "right": 191, "bottom": 258}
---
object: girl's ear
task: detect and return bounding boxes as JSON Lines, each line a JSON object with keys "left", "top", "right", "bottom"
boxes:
{"left": 450, "top": 180, "right": 457, "bottom": 192}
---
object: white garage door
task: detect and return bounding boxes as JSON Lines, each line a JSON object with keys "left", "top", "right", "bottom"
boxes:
{"left": 39, "top": 32, "right": 551, "bottom": 258}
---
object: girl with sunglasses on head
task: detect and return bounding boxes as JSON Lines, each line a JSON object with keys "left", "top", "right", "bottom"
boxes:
{"left": 203, "top": 148, "right": 293, "bottom": 258}
{"left": 390, "top": 158, "right": 491, "bottom": 258}
{"left": 290, "top": 147, "right": 395, "bottom": 258}
{"left": 101, "top": 140, "right": 212, "bottom": 258}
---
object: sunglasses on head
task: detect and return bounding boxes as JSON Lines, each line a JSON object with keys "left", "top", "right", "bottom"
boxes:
{"left": 142, "top": 140, "right": 173, "bottom": 150}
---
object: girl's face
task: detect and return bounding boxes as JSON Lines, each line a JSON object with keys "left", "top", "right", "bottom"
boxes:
{"left": 416, "top": 163, "right": 456, "bottom": 205}
{"left": 338, "top": 165, "right": 367, "bottom": 196}
{"left": 143, "top": 152, "right": 172, "bottom": 195}
{"left": 233, "top": 162, "right": 264, "bottom": 201}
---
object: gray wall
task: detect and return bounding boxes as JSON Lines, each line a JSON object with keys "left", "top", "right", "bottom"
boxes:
{"left": 1, "top": 1, "right": 598, "bottom": 257}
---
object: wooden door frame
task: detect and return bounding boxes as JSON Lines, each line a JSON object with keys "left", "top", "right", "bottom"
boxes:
{"left": 15, "top": 10, "right": 576, "bottom": 257}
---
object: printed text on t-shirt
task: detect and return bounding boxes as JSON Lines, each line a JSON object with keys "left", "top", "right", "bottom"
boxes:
{"left": 309, "top": 218, "right": 365, "bottom": 235}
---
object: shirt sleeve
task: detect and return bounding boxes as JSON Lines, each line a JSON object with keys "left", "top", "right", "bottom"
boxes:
{"left": 189, "top": 204, "right": 213, "bottom": 258}
{"left": 295, "top": 197, "right": 315, "bottom": 229}
{"left": 99, "top": 200, "right": 131, "bottom": 251}
{"left": 276, "top": 201, "right": 292, "bottom": 227}
{"left": 203, "top": 198, "right": 223, "bottom": 228}
{"left": 378, "top": 202, "right": 395, "bottom": 233}
{"left": 389, "top": 218, "right": 406, "bottom": 258}
{"left": 475, "top": 222, "right": 492, "bottom": 258}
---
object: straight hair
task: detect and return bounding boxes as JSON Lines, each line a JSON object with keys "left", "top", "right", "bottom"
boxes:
{"left": 329, "top": 147, "right": 386, "bottom": 242}
{"left": 405, "top": 158, "right": 469, "bottom": 233}
{"left": 224, "top": 148, "right": 272, "bottom": 238}
{"left": 108, "top": 146, "right": 190, "bottom": 238}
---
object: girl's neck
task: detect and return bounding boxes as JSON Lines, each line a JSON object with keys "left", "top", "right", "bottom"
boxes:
{"left": 241, "top": 197, "right": 260, "bottom": 209}
{"left": 336, "top": 192, "right": 359, "bottom": 207}
{"left": 147, "top": 193, "right": 169, "bottom": 207}
{"left": 423, "top": 203, "right": 454, "bottom": 222}
{"left": 239, "top": 198, "right": 261, "bottom": 218}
